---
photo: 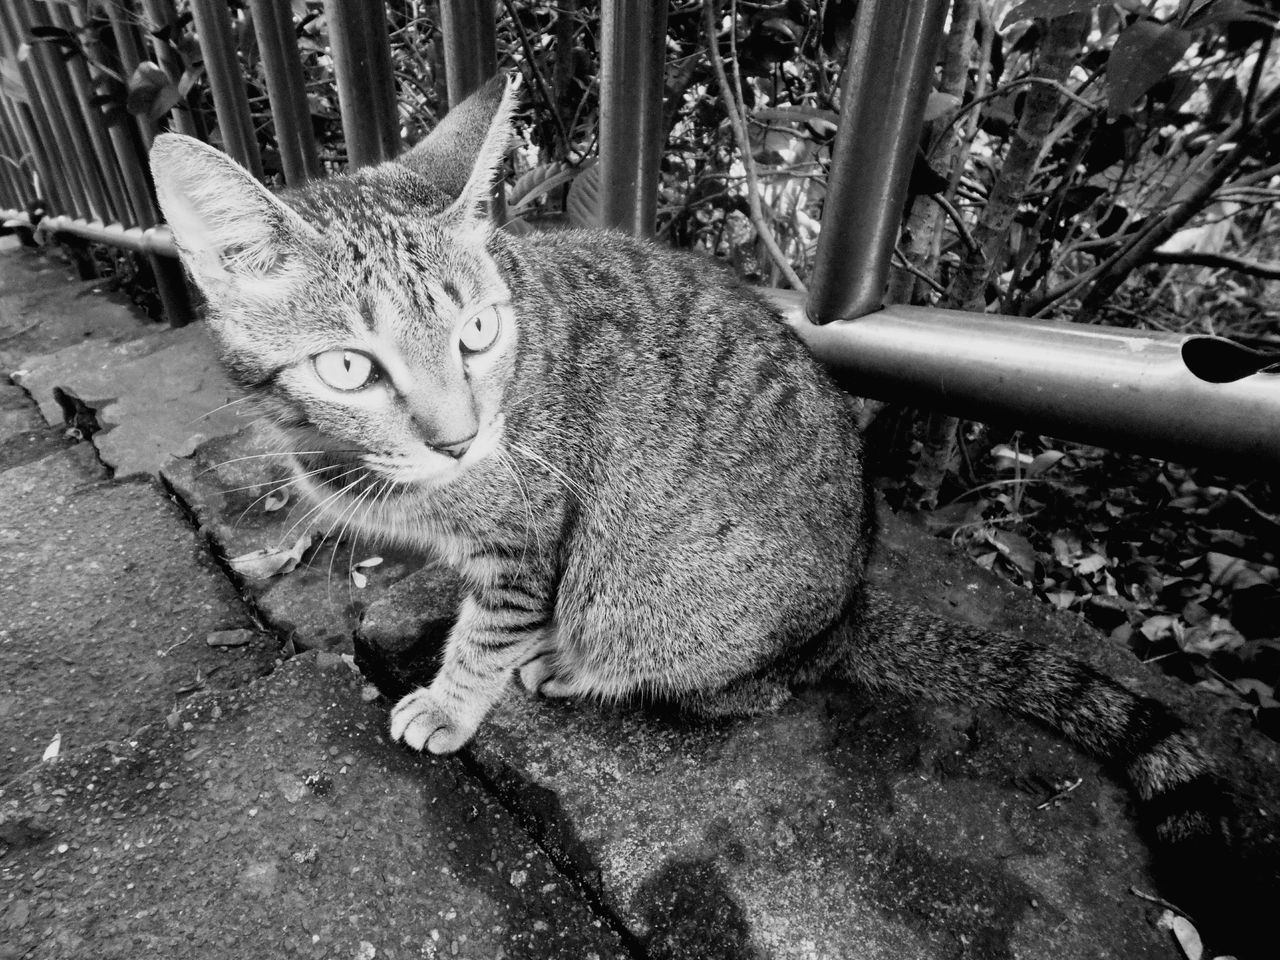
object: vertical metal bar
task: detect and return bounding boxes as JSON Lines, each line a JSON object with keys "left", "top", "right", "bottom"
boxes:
{"left": 437, "top": 1, "right": 503, "bottom": 220}
{"left": 46, "top": 2, "right": 136, "bottom": 223}
{"left": 598, "top": 0, "right": 668, "bottom": 235}
{"left": 323, "top": 0, "right": 398, "bottom": 169}
{"left": 0, "top": 107, "right": 27, "bottom": 204}
{"left": 805, "top": 0, "right": 950, "bottom": 324}
{"left": 105, "top": 0, "right": 158, "bottom": 149}
{"left": 140, "top": 0, "right": 200, "bottom": 137}
{"left": 0, "top": 6, "right": 94, "bottom": 217}
{"left": 2, "top": 94, "right": 68, "bottom": 212}
{"left": 437, "top": 0, "right": 497, "bottom": 107}
{"left": 14, "top": 0, "right": 119, "bottom": 221}
{"left": 248, "top": 0, "right": 320, "bottom": 185}
{"left": 189, "top": 0, "right": 262, "bottom": 177}
{"left": 364, "top": 0, "right": 400, "bottom": 158}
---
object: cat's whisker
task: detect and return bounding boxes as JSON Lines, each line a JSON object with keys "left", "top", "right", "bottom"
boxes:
{"left": 279, "top": 468, "right": 370, "bottom": 549}
{"left": 495, "top": 448, "right": 540, "bottom": 580}
{"left": 197, "top": 450, "right": 348, "bottom": 478}
{"left": 230, "top": 462, "right": 357, "bottom": 526}
{"left": 508, "top": 441, "right": 592, "bottom": 505}
{"left": 189, "top": 394, "right": 254, "bottom": 424}
{"left": 325, "top": 477, "right": 379, "bottom": 603}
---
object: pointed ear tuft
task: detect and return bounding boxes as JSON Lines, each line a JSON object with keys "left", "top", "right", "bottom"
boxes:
{"left": 398, "top": 73, "right": 520, "bottom": 220}
{"left": 149, "top": 134, "right": 316, "bottom": 293}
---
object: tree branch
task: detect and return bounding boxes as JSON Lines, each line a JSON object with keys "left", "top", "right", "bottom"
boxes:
{"left": 1146, "top": 250, "right": 1280, "bottom": 280}
{"left": 702, "top": 0, "right": 806, "bottom": 292}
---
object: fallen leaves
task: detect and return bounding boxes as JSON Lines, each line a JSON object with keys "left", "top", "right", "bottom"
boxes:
{"left": 228, "top": 532, "right": 315, "bottom": 580}
{"left": 934, "top": 437, "right": 1280, "bottom": 737}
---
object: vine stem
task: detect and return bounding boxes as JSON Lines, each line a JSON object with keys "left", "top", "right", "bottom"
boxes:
{"left": 702, "top": 0, "right": 806, "bottom": 292}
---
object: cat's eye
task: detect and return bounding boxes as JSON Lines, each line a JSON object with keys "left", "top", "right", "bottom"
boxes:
{"left": 313, "top": 349, "right": 378, "bottom": 391}
{"left": 458, "top": 304, "right": 505, "bottom": 354}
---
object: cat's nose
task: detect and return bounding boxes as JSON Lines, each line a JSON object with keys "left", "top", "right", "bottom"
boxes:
{"left": 432, "top": 434, "right": 476, "bottom": 459}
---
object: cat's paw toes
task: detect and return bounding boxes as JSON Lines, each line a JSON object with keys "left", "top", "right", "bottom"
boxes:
{"left": 389, "top": 687, "right": 476, "bottom": 754}
{"left": 518, "top": 655, "right": 574, "bottom": 698}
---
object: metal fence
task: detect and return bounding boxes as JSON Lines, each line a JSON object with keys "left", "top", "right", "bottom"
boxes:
{"left": 0, "top": 0, "right": 1277, "bottom": 468}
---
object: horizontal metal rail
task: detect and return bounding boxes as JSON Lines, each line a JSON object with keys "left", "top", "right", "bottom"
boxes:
{"left": 1, "top": 209, "right": 175, "bottom": 256}
{"left": 768, "top": 291, "right": 1280, "bottom": 470}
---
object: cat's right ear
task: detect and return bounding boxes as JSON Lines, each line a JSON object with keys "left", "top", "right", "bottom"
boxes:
{"left": 149, "top": 134, "right": 317, "bottom": 296}
{"left": 398, "top": 73, "right": 519, "bottom": 220}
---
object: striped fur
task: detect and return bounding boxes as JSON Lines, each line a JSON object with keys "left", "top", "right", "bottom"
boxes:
{"left": 151, "top": 75, "right": 1258, "bottom": 949}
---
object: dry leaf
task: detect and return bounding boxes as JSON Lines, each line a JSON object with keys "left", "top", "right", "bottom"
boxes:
{"left": 350, "top": 569, "right": 368, "bottom": 589}
{"left": 353, "top": 556, "right": 383, "bottom": 569}
{"left": 42, "top": 733, "right": 61, "bottom": 762}
{"left": 263, "top": 489, "right": 289, "bottom": 512}
{"left": 1157, "top": 909, "right": 1203, "bottom": 960}
{"left": 228, "top": 531, "right": 315, "bottom": 579}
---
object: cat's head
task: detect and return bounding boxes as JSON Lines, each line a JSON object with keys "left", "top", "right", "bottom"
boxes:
{"left": 149, "top": 76, "right": 521, "bottom": 503}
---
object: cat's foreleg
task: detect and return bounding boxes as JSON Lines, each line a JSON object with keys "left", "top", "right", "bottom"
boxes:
{"left": 389, "top": 593, "right": 547, "bottom": 753}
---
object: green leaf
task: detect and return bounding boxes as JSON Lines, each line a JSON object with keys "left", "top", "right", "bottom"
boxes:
{"left": 565, "top": 160, "right": 600, "bottom": 229}
{"left": 1001, "top": 0, "right": 1107, "bottom": 29}
{"left": 507, "top": 161, "right": 583, "bottom": 218}
{"left": 1106, "top": 20, "right": 1194, "bottom": 116}
{"left": 126, "top": 61, "right": 180, "bottom": 122}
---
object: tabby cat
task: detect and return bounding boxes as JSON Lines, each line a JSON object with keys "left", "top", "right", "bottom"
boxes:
{"left": 151, "top": 75, "right": 1254, "bottom": 949}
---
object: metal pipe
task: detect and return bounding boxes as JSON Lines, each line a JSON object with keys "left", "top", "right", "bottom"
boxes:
{"left": 805, "top": 0, "right": 949, "bottom": 324}
{"left": 1, "top": 94, "right": 68, "bottom": 213}
{"left": 104, "top": 0, "right": 157, "bottom": 149}
{"left": 0, "top": 4, "right": 96, "bottom": 218}
{"left": 2, "top": 209, "right": 176, "bottom": 256}
{"left": 140, "top": 0, "right": 200, "bottom": 137}
{"left": 14, "top": 0, "right": 119, "bottom": 220}
{"left": 248, "top": 0, "right": 321, "bottom": 185}
{"left": 189, "top": 0, "right": 262, "bottom": 177}
{"left": 324, "top": 0, "right": 398, "bottom": 169}
{"left": 47, "top": 1, "right": 136, "bottom": 223}
{"left": 598, "top": 0, "right": 668, "bottom": 235}
{"left": 438, "top": 0, "right": 497, "bottom": 106}
{"left": 437, "top": 0, "right": 502, "bottom": 220}
{"left": 87, "top": 0, "right": 194, "bottom": 323}
{"left": 768, "top": 291, "right": 1280, "bottom": 470}
{"left": 0, "top": 107, "right": 27, "bottom": 204}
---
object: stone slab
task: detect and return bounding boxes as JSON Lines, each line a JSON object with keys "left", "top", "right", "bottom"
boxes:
{"left": 0, "top": 248, "right": 154, "bottom": 371}
{"left": 0, "top": 653, "right": 627, "bottom": 960}
{"left": 12, "top": 324, "right": 247, "bottom": 479}
{"left": 163, "top": 427, "right": 435, "bottom": 655}
{"left": 0, "top": 445, "right": 277, "bottom": 784}
{"left": 354, "top": 510, "right": 1280, "bottom": 959}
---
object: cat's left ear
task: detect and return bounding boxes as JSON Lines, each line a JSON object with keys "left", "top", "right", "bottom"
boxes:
{"left": 149, "top": 134, "right": 318, "bottom": 295}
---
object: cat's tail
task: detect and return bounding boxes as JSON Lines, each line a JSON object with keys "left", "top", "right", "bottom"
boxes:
{"left": 845, "top": 586, "right": 1273, "bottom": 956}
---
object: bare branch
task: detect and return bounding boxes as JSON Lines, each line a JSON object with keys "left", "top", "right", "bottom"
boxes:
{"left": 702, "top": 0, "right": 806, "bottom": 292}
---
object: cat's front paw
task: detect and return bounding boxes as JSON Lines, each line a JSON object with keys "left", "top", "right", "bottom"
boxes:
{"left": 389, "top": 686, "right": 478, "bottom": 754}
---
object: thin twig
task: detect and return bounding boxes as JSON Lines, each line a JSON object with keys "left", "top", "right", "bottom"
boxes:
{"left": 702, "top": 0, "right": 806, "bottom": 292}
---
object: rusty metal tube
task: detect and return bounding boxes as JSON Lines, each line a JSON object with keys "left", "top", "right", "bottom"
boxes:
{"left": 598, "top": 0, "right": 667, "bottom": 235}
{"left": 249, "top": 0, "right": 321, "bottom": 185}
{"left": 190, "top": 0, "right": 262, "bottom": 177}
{"left": 768, "top": 291, "right": 1280, "bottom": 469}
{"left": 806, "top": 0, "right": 949, "bottom": 323}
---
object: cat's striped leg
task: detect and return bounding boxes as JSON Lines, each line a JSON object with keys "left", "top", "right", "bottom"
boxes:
{"left": 390, "top": 591, "right": 548, "bottom": 753}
